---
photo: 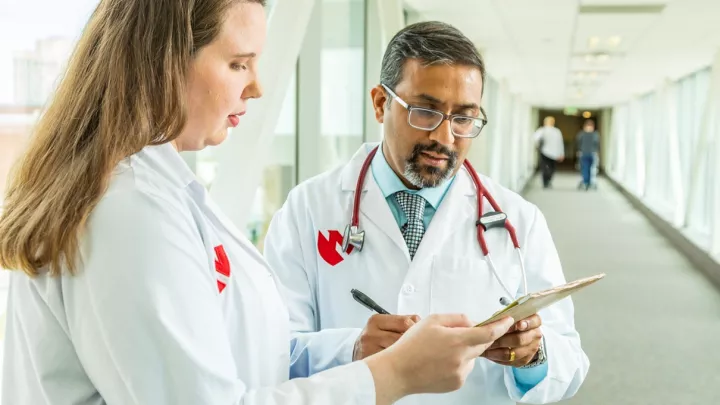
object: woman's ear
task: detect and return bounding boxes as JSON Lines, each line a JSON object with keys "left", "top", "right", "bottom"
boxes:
{"left": 370, "top": 85, "right": 387, "bottom": 123}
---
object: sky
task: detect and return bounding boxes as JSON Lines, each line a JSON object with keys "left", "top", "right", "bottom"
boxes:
{"left": 0, "top": 0, "right": 99, "bottom": 104}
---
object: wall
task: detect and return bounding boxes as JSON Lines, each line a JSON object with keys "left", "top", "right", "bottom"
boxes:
{"left": 605, "top": 55, "right": 719, "bottom": 264}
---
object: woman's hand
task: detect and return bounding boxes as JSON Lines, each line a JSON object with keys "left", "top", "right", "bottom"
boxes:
{"left": 365, "top": 314, "right": 514, "bottom": 405}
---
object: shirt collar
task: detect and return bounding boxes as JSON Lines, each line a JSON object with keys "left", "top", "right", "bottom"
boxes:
{"left": 370, "top": 143, "right": 454, "bottom": 209}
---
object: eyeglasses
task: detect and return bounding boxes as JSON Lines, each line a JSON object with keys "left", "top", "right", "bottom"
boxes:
{"left": 382, "top": 84, "right": 488, "bottom": 138}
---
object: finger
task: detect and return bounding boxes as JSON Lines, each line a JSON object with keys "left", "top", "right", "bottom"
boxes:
{"left": 460, "top": 317, "right": 514, "bottom": 346}
{"left": 489, "top": 329, "right": 542, "bottom": 349}
{"left": 508, "top": 314, "right": 542, "bottom": 333}
{"left": 482, "top": 353, "right": 536, "bottom": 367}
{"left": 482, "top": 346, "right": 537, "bottom": 364}
{"left": 373, "top": 330, "right": 403, "bottom": 349}
{"left": 371, "top": 314, "right": 418, "bottom": 333}
{"left": 517, "top": 314, "right": 542, "bottom": 332}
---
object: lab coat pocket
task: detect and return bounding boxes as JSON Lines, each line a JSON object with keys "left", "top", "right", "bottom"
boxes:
{"left": 430, "top": 255, "right": 520, "bottom": 325}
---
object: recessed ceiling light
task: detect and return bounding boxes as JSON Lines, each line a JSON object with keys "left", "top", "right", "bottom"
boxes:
{"left": 585, "top": 54, "right": 595, "bottom": 63}
{"left": 588, "top": 36, "right": 600, "bottom": 48}
{"left": 583, "top": 111, "right": 592, "bottom": 118}
{"left": 607, "top": 36, "right": 622, "bottom": 47}
{"left": 589, "top": 72, "right": 598, "bottom": 79}
{"left": 596, "top": 53, "right": 610, "bottom": 62}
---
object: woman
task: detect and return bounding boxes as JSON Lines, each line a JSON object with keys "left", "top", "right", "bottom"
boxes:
{"left": 0, "top": 1, "right": 513, "bottom": 404}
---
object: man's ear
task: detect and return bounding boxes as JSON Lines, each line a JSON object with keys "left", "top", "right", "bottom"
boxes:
{"left": 370, "top": 85, "right": 387, "bottom": 123}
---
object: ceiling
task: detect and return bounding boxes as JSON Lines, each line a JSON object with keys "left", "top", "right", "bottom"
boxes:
{"left": 403, "top": 0, "right": 720, "bottom": 109}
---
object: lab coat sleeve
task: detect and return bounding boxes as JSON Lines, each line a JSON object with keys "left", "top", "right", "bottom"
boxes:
{"left": 67, "top": 189, "right": 374, "bottom": 405}
{"left": 265, "top": 194, "right": 362, "bottom": 378}
{"left": 502, "top": 206, "right": 590, "bottom": 404}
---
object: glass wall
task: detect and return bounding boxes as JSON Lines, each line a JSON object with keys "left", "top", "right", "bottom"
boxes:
{"left": 473, "top": 76, "right": 536, "bottom": 192}
{"left": 247, "top": 0, "right": 367, "bottom": 250}
{"left": 248, "top": 72, "right": 298, "bottom": 248}
{"left": 319, "top": 0, "right": 366, "bottom": 172}
{"left": 606, "top": 65, "right": 718, "bottom": 257}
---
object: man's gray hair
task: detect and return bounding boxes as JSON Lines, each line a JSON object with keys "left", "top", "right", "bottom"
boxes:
{"left": 380, "top": 21, "right": 486, "bottom": 97}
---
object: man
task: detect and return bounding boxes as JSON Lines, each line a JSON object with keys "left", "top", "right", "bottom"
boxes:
{"left": 576, "top": 119, "right": 600, "bottom": 190}
{"left": 265, "top": 21, "right": 588, "bottom": 404}
{"left": 533, "top": 116, "right": 565, "bottom": 188}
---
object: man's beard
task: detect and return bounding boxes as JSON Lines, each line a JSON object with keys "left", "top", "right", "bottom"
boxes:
{"left": 403, "top": 142, "right": 458, "bottom": 188}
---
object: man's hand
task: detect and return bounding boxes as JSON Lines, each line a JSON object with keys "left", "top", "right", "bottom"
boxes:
{"left": 481, "top": 314, "right": 542, "bottom": 367}
{"left": 353, "top": 314, "right": 421, "bottom": 360}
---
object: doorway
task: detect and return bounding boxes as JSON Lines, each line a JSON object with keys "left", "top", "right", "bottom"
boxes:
{"left": 536, "top": 109, "right": 603, "bottom": 171}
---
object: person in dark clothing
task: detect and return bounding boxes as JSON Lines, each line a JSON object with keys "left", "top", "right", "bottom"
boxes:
{"left": 575, "top": 119, "right": 600, "bottom": 190}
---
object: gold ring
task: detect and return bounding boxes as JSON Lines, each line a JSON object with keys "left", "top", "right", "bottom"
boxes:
{"left": 509, "top": 349, "right": 516, "bottom": 362}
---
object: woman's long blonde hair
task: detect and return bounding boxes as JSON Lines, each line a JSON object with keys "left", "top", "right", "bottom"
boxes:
{"left": 0, "top": 0, "right": 265, "bottom": 276}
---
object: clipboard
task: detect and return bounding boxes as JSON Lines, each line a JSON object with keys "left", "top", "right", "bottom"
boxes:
{"left": 475, "top": 273, "right": 605, "bottom": 327}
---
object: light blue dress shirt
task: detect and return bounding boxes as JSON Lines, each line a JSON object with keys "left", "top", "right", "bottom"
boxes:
{"left": 370, "top": 145, "right": 548, "bottom": 393}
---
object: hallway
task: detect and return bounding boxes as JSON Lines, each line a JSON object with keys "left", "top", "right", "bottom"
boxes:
{"left": 524, "top": 174, "right": 720, "bottom": 404}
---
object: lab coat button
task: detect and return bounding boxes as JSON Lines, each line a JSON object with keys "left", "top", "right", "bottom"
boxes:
{"left": 402, "top": 284, "right": 415, "bottom": 294}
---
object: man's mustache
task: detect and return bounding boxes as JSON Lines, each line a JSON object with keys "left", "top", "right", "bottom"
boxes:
{"left": 410, "top": 142, "right": 458, "bottom": 161}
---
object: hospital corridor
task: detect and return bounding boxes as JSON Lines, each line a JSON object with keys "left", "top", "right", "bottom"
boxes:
{"left": 1, "top": 0, "right": 720, "bottom": 404}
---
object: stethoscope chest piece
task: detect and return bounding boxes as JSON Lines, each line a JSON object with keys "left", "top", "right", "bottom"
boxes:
{"left": 342, "top": 224, "right": 365, "bottom": 253}
{"left": 477, "top": 211, "right": 507, "bottom": 231}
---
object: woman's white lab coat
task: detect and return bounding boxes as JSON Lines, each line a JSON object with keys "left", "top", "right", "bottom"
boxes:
{"left": 1, "top": 144, "right": 376, "bottom": 405}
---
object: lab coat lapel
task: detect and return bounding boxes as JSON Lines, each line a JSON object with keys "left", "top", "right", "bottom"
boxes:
{"left": 342, "top": 144, "right": 410, "bottom": 262}
{"left": 412, "top": 167, "right": 476, "bottom": 265}
{"left": 190, "top": 181, "right": 268, "bottom": 268}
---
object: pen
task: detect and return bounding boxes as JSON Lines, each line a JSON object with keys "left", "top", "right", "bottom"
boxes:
{"left": 351, "top": 288, "right": 390, "bottom": 315}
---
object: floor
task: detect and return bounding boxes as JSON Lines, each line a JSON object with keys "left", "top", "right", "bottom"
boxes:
{"left": 524, "top": 173, "right": 720, "bottom": 405}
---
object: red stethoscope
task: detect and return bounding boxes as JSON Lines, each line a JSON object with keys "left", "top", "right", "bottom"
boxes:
{"left": 341, "top": 146, "right": 528, "bottom": 300}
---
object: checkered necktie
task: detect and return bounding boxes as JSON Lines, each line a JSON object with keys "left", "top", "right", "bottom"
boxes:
{"left": 395, "top": 191, "right": 426, "bottom": 260}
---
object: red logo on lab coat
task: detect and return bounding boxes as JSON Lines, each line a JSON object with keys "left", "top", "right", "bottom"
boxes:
{"left": 214, "top": 245, "right": 231, "bottom": 293}
{"left": 317, "top": 230, "right": 353, "bottom": 266}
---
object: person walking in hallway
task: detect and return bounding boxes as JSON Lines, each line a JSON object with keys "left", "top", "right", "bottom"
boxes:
{"left": 533, "top": 116, "right": 565, "bottom": 189}
{"left": 576, "top": 119, "right": 600, "bottom": 190}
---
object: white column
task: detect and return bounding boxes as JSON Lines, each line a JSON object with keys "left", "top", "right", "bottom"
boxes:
{"left": 365, "top": 0, "right": 411, "bottom": 143}
{"left": 296, "top": 1, "right": 323, "bottom": 182}
{"left": 708, "top": 52, "right": 720, "bottom": 257}
{"left": 632, "top": 99, "right": 646, "bottom": 196}
{"left": 686, "top": 50, "right": 720, "bottom": 234}
{"left": 466, "top": 76, "right": 495, "bottom": 176}
{"left": 508, "top": 96, "right": 521, "bottom": 191}
{"left": 210, "top": 0, "right": 316, "bottom": 229}
{"left": 376, "top": 0, "right": 405, "bottom": 41}
{"left": 615, "top": 105, "right": 627, "bottom": 181}
{"left": 489, "top": 79, "right": 510, "bottom": 182}
{"left": 528, "top": 107, "right": 539, "bottom": 175}
{"left": 661, "top": 78, "right": 686, "bottom": 227}
{"left": 364, "top": 0, "right": 385, "bottom": 143}
{"left": 600, "top": 107, "right": 612, "bottom": 171}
